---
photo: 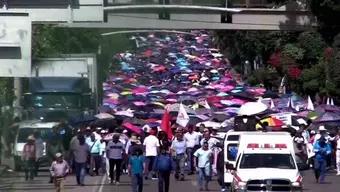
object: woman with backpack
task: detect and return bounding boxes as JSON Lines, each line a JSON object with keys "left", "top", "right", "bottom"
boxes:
{"left": 153, "top": 146, "right": 173, "bottom": 192}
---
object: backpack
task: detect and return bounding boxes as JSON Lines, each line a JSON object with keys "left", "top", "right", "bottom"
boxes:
{"left": 155, "top": 154, "right": 172, "bottom": 171}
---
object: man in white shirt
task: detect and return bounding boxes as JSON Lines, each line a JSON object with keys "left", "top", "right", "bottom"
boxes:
{"left": 171, "top": 130, "right": 187, "bottom": 181}
{"left": 184, "top": 125, "right": 200, "bottom": 175}
{"left": 143, "top": 129, "right": 160, "bottom": 180}
{"left": 200, "top": 128, "right": 219, "bottom": 150}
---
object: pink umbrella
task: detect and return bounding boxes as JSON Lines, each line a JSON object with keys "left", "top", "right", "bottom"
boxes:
{"left": 132, "top": 87, "right": 148, "bottom": 94}
{"left": 123, "top": 122, "right": 142, "bottom": 134}
{"left": 231, "top": 98, "right": 246, "bottom": 105}
{"left": 133, "top": 101, "right": 146, "bottom": 106}
{"left": 219, "top": 85, "right": 235, "bottom": 92}
{"left": 103, "top": 98, "right": 119, "bottom": 105}
{"left": 103, "top": 133, "right": 114, "bottom": 141}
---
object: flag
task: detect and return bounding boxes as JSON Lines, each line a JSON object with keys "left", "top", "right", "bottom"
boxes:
{"left": 286, "top": 97, "right": 295, "bottom": 109}
{"left": 161, "top": 109, "right": 173, "bottom": 140}
{"left": 270, "top": 99, "right": 275, "bottom": 109}
{"left": 307, "top": 95, "right": 314, "bottom": 111}
{"left": 176, "top": 103, "right": 190, "bottom": 127}
{"left": 204, "top": 100, "right": 211, "bottom": 109}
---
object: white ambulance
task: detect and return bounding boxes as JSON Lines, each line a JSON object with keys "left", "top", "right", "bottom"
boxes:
{"left": 224, "top": 131, "right": 247, "bottom": 187}
{"left": 228, "top": 132, "right": 303, "bottom": 192}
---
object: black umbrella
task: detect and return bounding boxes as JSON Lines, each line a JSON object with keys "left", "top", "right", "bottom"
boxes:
{"left": 262, "top": 90, "right": 280, "bottom": 99}
{"left": 229, "top": 92, "right": 256, "bottom": 102}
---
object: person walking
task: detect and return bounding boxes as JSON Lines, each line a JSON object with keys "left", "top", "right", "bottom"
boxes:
{"left": 128, "top": 148, "right": 145, "bottom": 192}
{"left": 34, "top": 131, "right": 44, "bottom": 176}
{"left": 153, "top": 146, "right": 173, "bottom": 192}
{"left": 335, "top": 130, "right": 340, "bottom": 175}
{"left": 72, "top": 135, "right": 89, "bottom": 186}
{"left": 49, "top": 153, "right": 70, "bottom": 192}
{"left": 99, "top": 130, "right": 107, "bottom": 175}
{"left": 200, "top": 128, "right": 219, "bottom": 150}
{"left": 143, "top": 129, "right": 160, "bottom": 180}
{"left": 22, "top": 135, "right": 36, "bottom": 181}
{"left": 194, "top": 142, "right": 213, "bottom": 191}
{"left": 184, "top": 125, "right": 200, "bottom": 175}
{"left": 87, "top": 133, "right": 102, "bottom": 176}
{"left": 171, "top": 129, "right": 187, "bottom": 181}
{"left": 106, "top": 133, "right": 125, "bottom": 184}
{"left": 313, "top": 137, "right": 332, "bottom": 183}
{"left": 47, "top": 135, "right": 65, "bottom": 183}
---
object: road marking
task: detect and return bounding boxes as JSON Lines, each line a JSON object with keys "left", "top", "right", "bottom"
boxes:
{"left": 95, "top": 174, "right": 107, "bottom": 192}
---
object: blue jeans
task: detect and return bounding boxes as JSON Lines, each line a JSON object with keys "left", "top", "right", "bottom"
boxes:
{"left": 131, "top": 173, "right": 143, "bottom": 192}
{"left": 174, "top": 153, "right": 186, "bottom": 178}
{"left": 145, "top": 156, "right": 156, "bottom": 178}
{"left": 74, "top": 162, "right": 86, "bottom": 185}
{"left": 314, "top": 159, "right": 327, "bottom": 182}
{"left": 197, "top": 167, "right": 211, "bottom": 189}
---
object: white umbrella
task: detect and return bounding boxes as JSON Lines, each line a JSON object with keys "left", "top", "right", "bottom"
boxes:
{"left": 95, "top": 113, "right": 114, "bottom": 119}
{"left": 196, "top": 121, "right": 221, "bottom": 129}
{"left": 238, "top": 102, "right": 268, "bottom": 116}
{"left": 115, "top": 109, "right": 134, "bottom": 117}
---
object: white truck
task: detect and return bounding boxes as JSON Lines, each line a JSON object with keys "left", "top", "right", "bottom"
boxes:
{"left": 227, "top": 132, "right": 303, "bottom": 192}
{"left": 22, "top": 54, "right": 98, "bottom": 120}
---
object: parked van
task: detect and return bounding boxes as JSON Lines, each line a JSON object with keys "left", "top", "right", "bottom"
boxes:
{"left": 13, "top": 120, "right": 61, "bottom": 170}
{"left": 229, "top": 132, "right": 303, "bottom": 192}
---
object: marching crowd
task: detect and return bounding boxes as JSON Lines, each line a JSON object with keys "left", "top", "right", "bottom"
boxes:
{"left": 22, "top": 124, "right": 225, "bottom": 192}
{"left": 21, "top": 121, "right": 340, "bottom": 192}
{"left": 292, "top": 124, "right": 340, "bottom": 184}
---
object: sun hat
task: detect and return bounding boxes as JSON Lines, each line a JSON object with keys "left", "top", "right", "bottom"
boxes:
{"left": 319, "top": 125, "right": 327, "bottom": 131}
{"left": 55, "top": 153, "right": 62, "bottom": 158}
{"left": 27, "top": 135, "right": 35, "bottom": 140}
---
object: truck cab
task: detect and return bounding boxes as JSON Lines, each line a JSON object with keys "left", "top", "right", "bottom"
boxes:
{"left": 22, "top": 77, "right": 93, "bottom": 120}
{"left": 229, "top": 132, "right": 303, "bottom": 192}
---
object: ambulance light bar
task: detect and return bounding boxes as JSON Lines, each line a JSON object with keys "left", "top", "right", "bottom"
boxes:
{"left": 247, "top": 143, "right": 287, "bottom": 150}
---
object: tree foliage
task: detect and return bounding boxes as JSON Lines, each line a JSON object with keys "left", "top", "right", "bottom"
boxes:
{"left": 32, "top": 25, "right": 101, "bottom": 58}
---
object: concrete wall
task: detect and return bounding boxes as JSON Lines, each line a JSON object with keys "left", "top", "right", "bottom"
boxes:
{"left": 0, "top": 14, "right": 31, "bottom": 77}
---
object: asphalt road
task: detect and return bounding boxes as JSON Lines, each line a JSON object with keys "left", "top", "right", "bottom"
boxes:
{"left": 1, "top": 169, "right": 339, "bottom": 192}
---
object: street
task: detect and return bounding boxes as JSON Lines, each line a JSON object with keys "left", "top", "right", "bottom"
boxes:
{"left": 1, "top": 169, "right": 339, "bottom": 192}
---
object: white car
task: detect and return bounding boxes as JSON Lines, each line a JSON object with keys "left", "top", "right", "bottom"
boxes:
{"left": 13, "top": 120, "right": 61, "bottom": 170}
{"left": 229, "top": 132, "right": 303, "bottom": 192}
